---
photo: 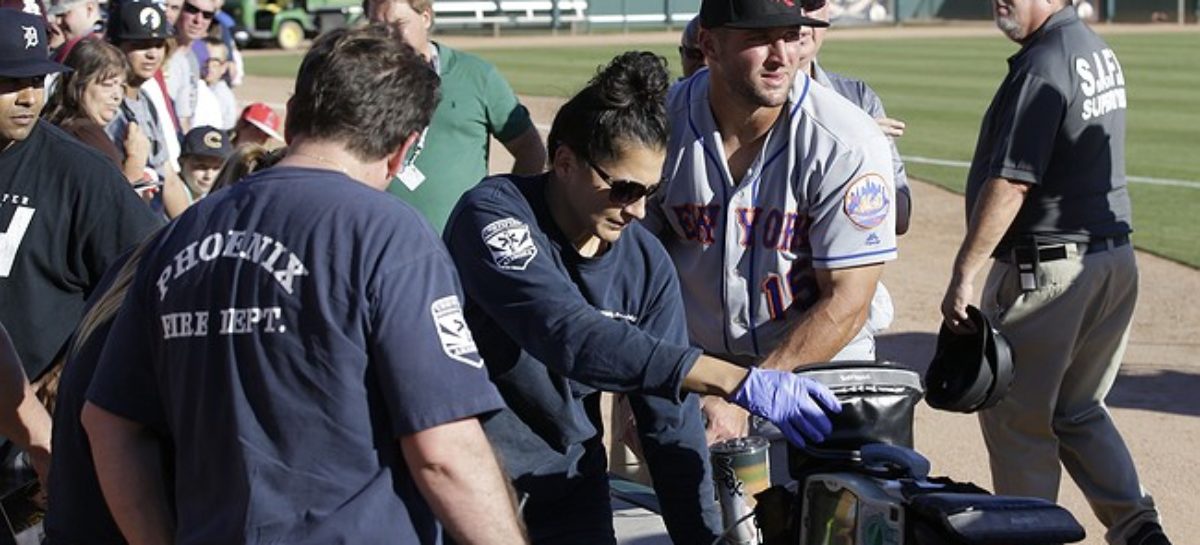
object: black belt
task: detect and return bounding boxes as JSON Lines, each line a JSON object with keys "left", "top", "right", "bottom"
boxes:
{"left": 1000, "top": 234, "right": 1130, "bottom": 263}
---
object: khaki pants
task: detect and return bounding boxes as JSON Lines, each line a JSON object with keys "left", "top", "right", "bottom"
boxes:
{"left": 979, "top": 243, "right": 1159, "bottom": 544}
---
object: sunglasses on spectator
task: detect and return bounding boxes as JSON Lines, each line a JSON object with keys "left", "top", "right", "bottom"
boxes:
{"left": 801, "top": 0, "right": 827, "bottom": 11}
{"left": 587, "top": 160, "right": 661, "bottom": 206}
{"left": 678, "top": 46, "right": 704, "bottom": 61}
{"left": 183, "top": 2, "right": 215, "bottom": 19}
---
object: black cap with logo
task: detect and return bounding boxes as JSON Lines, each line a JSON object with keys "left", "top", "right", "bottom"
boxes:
{"left": 107, "top": 1, "right": 173, "bottom": 43}
{"left": 0, "top": 8, "right": 70, "bottom": 78}
{"left": 700, "top": 0, "right": 830, "bottom": 30}
{"left": 181, "top": 126, "right": 233, "bottom": 160}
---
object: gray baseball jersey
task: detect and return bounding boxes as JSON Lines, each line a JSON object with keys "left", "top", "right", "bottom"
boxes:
{"left": 644, "top": 70, "right": 897, "bottom": 363}
{"left": 813, "top": 60, "right": 911, "bottom": 234}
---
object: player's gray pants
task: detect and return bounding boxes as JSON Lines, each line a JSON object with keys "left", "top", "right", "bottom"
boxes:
{"left": 978, "top": 243, "right": 1160, "bottom": 545}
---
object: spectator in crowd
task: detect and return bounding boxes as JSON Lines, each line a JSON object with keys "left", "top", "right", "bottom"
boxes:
{"left": 44, "top": 38, "right": 152, "bottom": 185}
{"left": 106, "top": 1, "right": 194, "bottom": 217}
{"left": 201, "top": 36, "right": 237, "bottom": 129}
{"left": 0, "top": 8, "right": 161, "bottom": 496}
{"left": 0, "top": 6, "right": 160, "bottom": 390}
{"left": 82, "top": 25, "right": 525, "bottom": 545}
{"left": 190, "top": 60, "right": 224, "bottom": 129}
{"left": 368, "top": 0, "right": 547, "bottom": 230}
{"left": 0, "top": 323, "right": 52, "bottom": 496}
{"left": 231, "top": 101, "right": 283, "bottom": 146}
{"left": 214, "top": 9, "right": 245, "bottom": 87}
{"left": 678, "top": 15, "right": 705, "bottom": 78}
{"left": 165, "top": 0, "right": 216, "bottom": 132}
{"left": 176, "top": 125, "right": 232, "bottom": 204}
{"left": 444, "top": 51, "right": 841, "bottom": 544}
{"left": 46, "top": 242, "right": 150, "bottom": 545}
{"left": 211, "top": 143, "right": 284, "bottom": 192}
{"left": 47, "top": 0, "right": 102, "bottom": 62}
{"left": 105, "top": 1, "right": 173, "bottom": 181}
{"left": 162, "top": 0, "right": 182, "bottom": 25}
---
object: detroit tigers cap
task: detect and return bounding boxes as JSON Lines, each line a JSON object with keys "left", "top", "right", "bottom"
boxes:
{"left": 181, "top": 126, "right": 233, "bottom": 160}
{"left": 700, "top": 0, "right": 829, "bottom": 30}
{"left": 107, "top": 1, "right": 172, "bottom": 42}
{"left": 0, "top": 9, "right": 70, "bottom": 78}
{"left": 0, "top": 0, "right": 47, "bottom": 18}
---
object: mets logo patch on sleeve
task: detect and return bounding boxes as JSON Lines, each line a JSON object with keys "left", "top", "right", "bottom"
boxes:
{"left": 843, "top": 173, "right": 891, "bottom": 230}
{"left": 430, "top": 296, "right": 483, "bottom": 368}
{"left": 481, "top": 217, "right": 537, "bottom": 271}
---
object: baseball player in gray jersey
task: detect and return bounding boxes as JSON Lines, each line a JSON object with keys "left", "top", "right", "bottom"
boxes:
{"left": 643, "top": 0, "right": 897, "bottom": 451}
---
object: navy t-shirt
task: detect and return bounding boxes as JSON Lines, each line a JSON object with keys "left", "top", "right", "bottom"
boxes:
{"left": 0, "top": 120, "right": 161, "bottom": 379}
{"left": 443, "top": 174, "right": 700, "bottom": 481}
{"left": 86, "top": 167, "right": 505, "bottom": 544}
{"left": 47, "top": 251, "right": 140, "bottom": 545}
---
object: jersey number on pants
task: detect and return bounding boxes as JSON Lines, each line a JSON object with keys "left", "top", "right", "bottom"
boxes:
{"left": 761, "top": 257, "right": 817, "bottom": 320}
{"left": 0, "top": 205, "right": 35, "bottom": 278}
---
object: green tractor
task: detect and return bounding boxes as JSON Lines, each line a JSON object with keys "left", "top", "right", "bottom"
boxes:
{"left": 224, "top": 0, "right": 364, "bottom": 50}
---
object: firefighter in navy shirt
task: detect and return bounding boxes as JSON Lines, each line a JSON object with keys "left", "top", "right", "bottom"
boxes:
{"left": 81, "top": 26, "right": 525, "bottom": 545}
{"left": 445, "top": 52, "right": 843, "bottom": 544}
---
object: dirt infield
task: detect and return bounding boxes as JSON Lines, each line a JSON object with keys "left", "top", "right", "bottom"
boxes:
{"left": 235, "top": 24, "right": 1199, "bottom": 538}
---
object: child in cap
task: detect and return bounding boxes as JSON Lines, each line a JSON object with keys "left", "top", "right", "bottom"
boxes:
{"left": 232, "top": 102, "right": 283, "bottom": 147}
{"left": 178, "top": 125, "right": 232, "bottom": 204}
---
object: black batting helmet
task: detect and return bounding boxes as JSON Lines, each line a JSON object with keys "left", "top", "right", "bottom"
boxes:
{"left": 925, "top": 305, "right": 1014, "bottom": 413}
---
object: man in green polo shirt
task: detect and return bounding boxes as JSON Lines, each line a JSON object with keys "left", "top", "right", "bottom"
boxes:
{"left": 368, "top": 0, "right": 547, "bottom": 229}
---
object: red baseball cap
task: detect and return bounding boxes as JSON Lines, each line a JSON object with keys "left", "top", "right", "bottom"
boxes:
{"left": 239, "top": 103, "right": 283, "bottom": 142}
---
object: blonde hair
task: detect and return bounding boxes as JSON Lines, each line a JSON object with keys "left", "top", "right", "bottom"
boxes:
{"left": 68, "top": 240, "right": 154, "bottom": 360}
{"left": 211, "top": 144, "right": 287, "bottom": 193}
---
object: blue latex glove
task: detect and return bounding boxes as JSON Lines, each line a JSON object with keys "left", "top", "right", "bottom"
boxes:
{"left": 729, "top": 368, "right": 842, "bottom": 447}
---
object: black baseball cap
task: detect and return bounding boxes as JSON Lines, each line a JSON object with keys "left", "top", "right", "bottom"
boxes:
{"left": 700, "top": 0, "right": 830, "bottom": 29}
{"left": 107, "top": 1, "right": 172, "bottom": 42}
{"left": 0, "top": 9, "right": 70, "bottom": 78}
{"left": 181, "top": 126, "right": 232, "bottom": 160}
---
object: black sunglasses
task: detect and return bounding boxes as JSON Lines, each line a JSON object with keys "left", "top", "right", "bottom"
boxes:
{"left": 183, "top": 2, "right": 215, "bottom": 19}
{"left": 800, "top": 0, "right": 827, "bottom": 11}
{"left": 587, "top": 160, "right": 662, "bottom": 206}
{"left": 678, "top": 45, "right": 704, "bottom": 61}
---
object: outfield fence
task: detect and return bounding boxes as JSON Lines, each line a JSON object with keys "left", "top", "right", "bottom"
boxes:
{"left": 430, "top": 0, "right": 1199, "bottom": 33}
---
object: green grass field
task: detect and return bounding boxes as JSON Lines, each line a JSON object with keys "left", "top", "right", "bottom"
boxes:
{"left": 244, "top": 31, "right": 1200, "bottom": 266}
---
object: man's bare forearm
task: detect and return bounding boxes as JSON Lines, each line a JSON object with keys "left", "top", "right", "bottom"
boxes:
{"left": 760, "top": 265, "right": 883, "bottom": 372}
{"left": 940, "top": 177, "right": 1029, "bottom": 331}
{"left": 0, "top": 326, "right": 51, "bottom": 475}
{"left": 759, "top": 297, "right": 868, "bottom": 371}
{"left": 503, "top": 127, "right": 547, "bottom": 175}
{"left": 401, "top": 418, "right": 527, "bottom": 545}
{"left": 82, "top": 402, "right": 174, "bottom": 545}
{"left": 953, "top": 177, "right": 1030, "bottom": 282}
